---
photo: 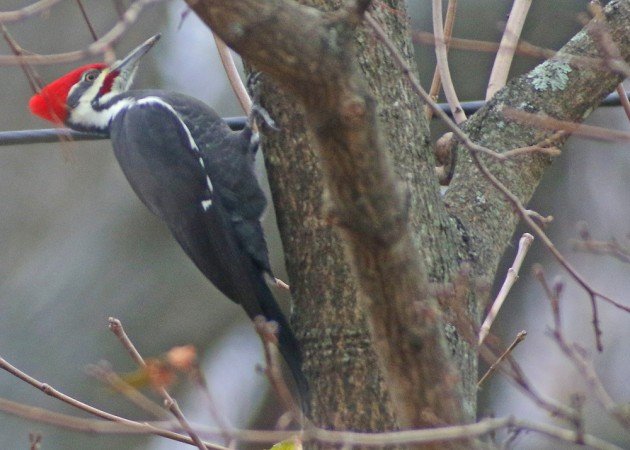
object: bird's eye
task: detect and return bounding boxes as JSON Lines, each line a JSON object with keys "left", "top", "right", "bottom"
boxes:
{"left": 83, "top": 71, "right": 99, "bottom": 82}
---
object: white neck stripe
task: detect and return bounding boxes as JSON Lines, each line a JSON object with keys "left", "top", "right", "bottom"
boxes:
{"left": 68, "top": 97, "right": 135, "bottom": 130}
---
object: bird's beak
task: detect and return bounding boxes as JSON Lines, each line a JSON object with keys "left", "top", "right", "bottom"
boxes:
{"left": 109, "top": 34, "right": 161, "bottom": 90}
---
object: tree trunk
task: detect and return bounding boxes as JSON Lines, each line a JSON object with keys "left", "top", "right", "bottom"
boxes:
{"left": 186, "top": 0, "right": 630, "bottom": 445}
{"left": 254, "top": 0, "right": 477, "bottom": 431}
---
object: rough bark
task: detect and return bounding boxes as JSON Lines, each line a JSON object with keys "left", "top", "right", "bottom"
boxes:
{"left": 185, "top": 0, "right": 630, "bottom": 445}
{"left": 187, "top": 0, "right": 468, "bottom": 438}
{"left": 252, "top": 0, "right": 475, "bottom": 432}
{"left": 445, "top": 0, "right": 630, "bottom": 299}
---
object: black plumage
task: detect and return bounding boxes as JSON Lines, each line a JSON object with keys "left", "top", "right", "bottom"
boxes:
{"left": 106, "top": 91, "right": 306, "bottom": 398}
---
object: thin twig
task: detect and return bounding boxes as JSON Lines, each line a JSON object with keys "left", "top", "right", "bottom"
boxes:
{"left": 512, "top": 418, "right": 624, "bottom": 450}
{"left": 502, "top": 144, "right": 561, "bottom": 158}
{"left": 616, "top": 84, "right": 630, "bottom": 122}
{"left": 502, "top": 130, "right": 565, "bottom": 158}
{"left": 253, "top": 316, "right": 303, "bottom": 423}
{"left": 86, "top": 362, "right": 170, "bottom": 419}
{"left": 75, "top": 0, "right": 99, "bottom": 41}
{"left": 502, "top": 351, "right": 578, "bottom": 421}
{"left": 572, "top": 239, "right": 630, "bottom": 264}
{"left": 413, "top": 32, "right": 630, "bottom": 78}
{"left": 478, "top": 330, "right": 527, "bottom": 388}
{"left": 2, "top": 394, "right": 623, "bottom": 449}
{"left": 0, "top": 25, "right": 44, "bottom": 93}
{"left": 431, "top": 0, "right": 466, "bottom": 124}
{"left": 425, "top": 0, "right": 457, "bottom": 120}
{"left": 582, "top": 3, "right": 630, "bottom": 124}
{"left": 534, "top": 268, "right": 630, "bottom": 430}
{"left": 189, "top": 360, "right": 233, "bottom": 444}
{"left": 0, "top": 0, "right": 163, "bottom": 66}
{"left": 368, "top": 10, "right": 630, "bottom": 349}
{"left": 469, "top": 148, "right": 630, "bottom": 352}
{"left": 365, "top": 12, "right": 505, "bottom": 160}
{"left": 504, "top": 108, "right": 630, "bottom": 142}
{"left": 478, "top": 233, "right": 534, "bottom": 345}
{"left": 108, "top": 318, "right": 208, "bottom": 450}
{"left": 28, "top": 433, "right": 41, "bottom": 450}
{"left": 486, "top": 0, "right": 532, "bottom": 100}
{"left": 1, "top": 24, "right": 77, "bottom": 159}
{"left": 0, "top": 357, "right": 224, "bottom": 448}
{"left": 0, "top": 0, "right": 64, "bottom": 23}
{"left": 212, "top": 32, "right": 251, "bottom": 114}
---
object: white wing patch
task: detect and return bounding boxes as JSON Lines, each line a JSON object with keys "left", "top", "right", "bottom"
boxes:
{"left": 136, "top": 96, "right": 214, "bottom": 210}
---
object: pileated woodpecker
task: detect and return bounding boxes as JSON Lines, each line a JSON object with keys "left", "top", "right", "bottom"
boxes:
{"left": 29, "top": 35, "right": 306, "bottom": 401}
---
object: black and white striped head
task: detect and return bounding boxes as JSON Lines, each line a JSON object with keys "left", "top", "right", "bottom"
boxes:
{"left": 29, "top": 35, "right": 160, "bottom": 131}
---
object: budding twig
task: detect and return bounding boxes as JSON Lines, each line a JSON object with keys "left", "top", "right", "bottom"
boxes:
{"left": 479, "top": 233, "right": 534, "bottom": 345}
{"left": 478, "top": 330, "right": 527, "bottom": 388}
{"left": 108, "top": 317, "right": 209, "bottom": 450}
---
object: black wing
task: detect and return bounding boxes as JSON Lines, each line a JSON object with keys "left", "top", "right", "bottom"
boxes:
{"left": 108, "top": 98, "right": 305, "bottom": 397}
{"left": 109, "top": 98, "right": 261, "bottom": 311}
{"left": 161, "top": 91, "right": 274, "bottom": 277}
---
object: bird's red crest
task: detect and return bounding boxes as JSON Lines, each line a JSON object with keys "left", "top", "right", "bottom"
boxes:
{"left": 29, "top": 63, "right": 107, "bottom": 123}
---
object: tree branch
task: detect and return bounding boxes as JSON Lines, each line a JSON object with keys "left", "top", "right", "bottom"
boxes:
{"left": 445, "top": 0, "right": 630, "bottom": 308}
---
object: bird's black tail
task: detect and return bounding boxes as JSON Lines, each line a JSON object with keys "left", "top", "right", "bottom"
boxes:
{"left": 254, "top": 277, "right": 310, "bottom": 412}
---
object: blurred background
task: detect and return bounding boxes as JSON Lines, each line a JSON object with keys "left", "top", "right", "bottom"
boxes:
{"left": 0, "top": 1, "right": 628, "bottom": 449}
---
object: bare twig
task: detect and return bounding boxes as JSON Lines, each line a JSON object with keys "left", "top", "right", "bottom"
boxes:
{"left": 75, "top": 0, "right": 99, "bottom": 41}
{"left": 478, "top": 233, "right": 534, "bottom": 345}
{"left": 467, "top": 148, "right": 630, "bottom": 352}
{"left": 431, "top": 0, "right": 466, "bottom": 124}
{"left": 425, "top": 0, "right": 457, "bottom": 120}
{"left": 0, "top": 0, "right": 64, "bottom": 24}
{"left": 369, "top": 5, "right": 630, "bottom": 350}
{"left": 502, "top": 130, "right": 565, "bottom": 158}
{"left": 2, "top": 395, "right": 623, "bottom": 449}
{"left": 365, "top": 13, "right": 505, "bottom": 160}
{"left": 28, "top": 433, "right": 41, "bottom": 450}
{"left": 0, "top": 116, "right": 247, "bottom": 147}
{"left": 414, "top": 31, "right": 555, "bottom": 60}
{"left": 504, "top": 108, "right": 630, "bottom": 142}
{"left": 0, "top": 357, "right": 223, "bottom": 448}
{"left": 253, "top": 316, "right": 303, "bottom": 422}
{"left": 188, "top": 360, "right": 233, "bottom": 445}
{"left": 108, "top": 318, "right": 208, "bottom": 450}
{"left": 486, "top": 0, "right": 532, "bottom": 100}
{"left": 616, "top": 83, "right": 630, "bottom": 122}
{"left": 478, "top": 330, "right": 527, "bottom": 388}
{"left": 502, "top": 351, "right": 578, "bottom": 422}
{"left": 413, "top": 32, "right": 630, "bottom": 78}
{"left": 86, "top": 362, "right": 170, "bottom": 419}
{"left": 1, "top": 24, "right": 77, "bottom": 159}
{"left": 0, "top": 0, "right": 163, "bottom": 66}
{"left": 535, "top": 268, "right": 630, "bottom": 430}
{"left": 502, "top": 144, "right": 561, "bottom": 158}
{"left": 212, "top": 33, "right": 252, "bottom": 114}
{"left": 0, "top": 25, "right": 44, "bottom": 93}
{"left": 3, "top": 91, "right": 626, "bottom": 147}
{"left": 512, "top": 418, "right": 623, "bottom": 450}
{"left": 572, "top": 221, "right": 630, "bottom": 263}
{"left": 583, "top": 3, "right": 630, "bottom": 124}
{"left": 478, "top": 342, "right": 574, "bottom": 420}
